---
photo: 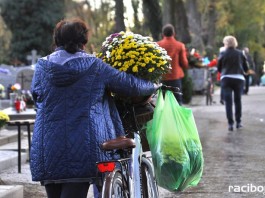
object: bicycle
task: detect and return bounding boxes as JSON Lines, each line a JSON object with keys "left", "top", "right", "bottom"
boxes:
{"left": 95, "top": 85, "right": 180, "bottom": 198}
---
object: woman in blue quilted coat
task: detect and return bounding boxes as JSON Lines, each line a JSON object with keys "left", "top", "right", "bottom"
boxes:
{"left": 30, "top": 18, "right": 158, "bottom": 198}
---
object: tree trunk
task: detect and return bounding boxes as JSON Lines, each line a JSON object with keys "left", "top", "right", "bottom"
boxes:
{"left": 131, "top": 0, "right": 141, "bottom": 31}
{"left": 162, "top": 0, "right": 176, "bottom": 26}
{"left": 185, "top": 0, "right": 204, "bottom": 51}
{"left": 142, "top": 0, "right": 162, "bottom": 41}
{"left": 114, "top": 0, "right": 125, "bottom": 32}
{"left": 175, "top": 0, "right": 191, "bottom": 44}
{"left": 162, "top": 0, "right": 191, "bottom": 44}
{"left": 205, "top": 1, "right": 217, "bottom": 49}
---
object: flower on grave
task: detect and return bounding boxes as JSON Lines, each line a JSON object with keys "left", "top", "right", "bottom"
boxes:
{"left": 11, "top": 83, "right": 21, "bottom": 92}
{"left": 187, "top": 48, "right": 203, "bottom": 68}
{"left": 22, "top": 90, "right": 34, "bottom": 107}
{"left": 0, "top": 84, "right": 5, "bottom": 99}
{"left": 0, "top": 84, "right": 4, "bottom": 91}
{"left": 97, "top": 31, "right": 171, "bottom": 83}
{"left": 0, "top": 111, "right": 10, "bottom": 129}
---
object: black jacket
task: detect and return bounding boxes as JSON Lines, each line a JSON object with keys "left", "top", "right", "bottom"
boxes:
{"left": 217, "top": 47, "right": 249, "bottom": 76}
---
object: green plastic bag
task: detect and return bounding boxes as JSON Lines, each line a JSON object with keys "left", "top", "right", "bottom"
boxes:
{"left": 146, "top": 89, "right": 204, "bottom": 191}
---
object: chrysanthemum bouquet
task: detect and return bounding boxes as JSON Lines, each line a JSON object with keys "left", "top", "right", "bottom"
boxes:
{"left": 97, "top": 31, "right": 171, "bottom": 83}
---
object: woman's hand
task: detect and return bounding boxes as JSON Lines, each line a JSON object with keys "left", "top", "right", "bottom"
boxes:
{"left": 153, "top": 83, "right": 162, "bottom": 90}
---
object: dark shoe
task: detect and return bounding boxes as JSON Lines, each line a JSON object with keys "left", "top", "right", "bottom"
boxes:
{"left": 220, "top": 100, "right": 224, "bottom": 105}
{"left": 236, "top": 123, "right": 243, "bottom": 129}
{"left": 228, "top": 125, "right": 233, "bottom": 131}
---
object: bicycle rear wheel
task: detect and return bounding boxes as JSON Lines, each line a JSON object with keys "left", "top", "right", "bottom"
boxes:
{"left": 141, "top": 158, "right": 159, "bottom": 198}
{"left": 101, "top": 170, "right": 129, "bottom": 198}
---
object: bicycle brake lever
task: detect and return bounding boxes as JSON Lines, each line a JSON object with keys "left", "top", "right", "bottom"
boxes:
{"left": 161, "top": 85, "right": 181, "bottom": 93}
{"left": 161, "top": 85, "right": 183, "bottom": 95}
{"left": 174, "top": 91, "right": 183, "bottom": 95}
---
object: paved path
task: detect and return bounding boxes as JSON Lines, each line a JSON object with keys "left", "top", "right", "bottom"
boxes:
{"left": 1, "top": 86, "right": 265, "bottom": 197}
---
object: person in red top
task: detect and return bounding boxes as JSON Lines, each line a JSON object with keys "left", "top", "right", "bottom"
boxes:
{"left": 157, "top": 24, "right": 189, "bottom": 105}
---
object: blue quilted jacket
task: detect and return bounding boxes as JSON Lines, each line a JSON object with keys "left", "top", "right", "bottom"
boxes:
{"left": 30, "top": 49, "right": 155, "bottom": 182}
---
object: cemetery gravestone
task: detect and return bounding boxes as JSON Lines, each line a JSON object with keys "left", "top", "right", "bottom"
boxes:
{"left": 16, "top": 68, "right": 34, "bottom": 91}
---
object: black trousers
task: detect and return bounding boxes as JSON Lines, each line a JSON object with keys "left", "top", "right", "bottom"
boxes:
{"left": 221, "top": 77, "right": 244, "bottom": 125}
{"left": 45, "top": 182, "right": 90, "bottom": 198}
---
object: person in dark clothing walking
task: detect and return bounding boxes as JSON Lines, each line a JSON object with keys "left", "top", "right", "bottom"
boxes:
{"left": 217, "top": 36, "right": 249, "bottom": 131}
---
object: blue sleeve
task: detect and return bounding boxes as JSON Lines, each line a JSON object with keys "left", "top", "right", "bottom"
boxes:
{"left": 95, "top": 59, "right": 156, "bottom": 96}
{"left": 31, "top": 62, "right": 44, "bottom": 107}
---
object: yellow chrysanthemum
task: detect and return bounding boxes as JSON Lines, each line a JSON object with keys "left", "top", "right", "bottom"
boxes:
{"left": 148, "top": 68, "right": 155, "bottom": 72}
{"left": 0, "top": 111, "right": 10, "bottom": 129}
{"left": 97, "top": 31, "right": 171, "bottom": 82}
{"left": 132, "top": 66, "right": 138, "bottom": 72}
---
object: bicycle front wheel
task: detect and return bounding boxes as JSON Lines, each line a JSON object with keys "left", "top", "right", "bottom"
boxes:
{"left": 101, "top": 170, "right": 129, "bottom": 198}
{"left": 141, "top": 158, "right": 159, "bottom": 198}
{"left": 206, "top": 82, "right": 213, "bottom": 105}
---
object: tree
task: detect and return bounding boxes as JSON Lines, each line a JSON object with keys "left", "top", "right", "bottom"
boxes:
{"left": 185, "top": 0, "right": 204, "bottom": 52}
{"left": 0, "top": 16, "right": 11, "bottom": 63}
{"left": 162, "top": 0, "right": 176, "bottom": 29}
{"left": 114, "top": 0, "right": 126, "bottom": 32}
{"left": 162, "top": 0, "right": 191, "bottom": 43}
{"left": 131, "top": 0, "right": 141, "bottom": 32}
{"left": 142, "top": 0, "right": 162, "bottom": 41}
{"left": 215, "top": 0, "right": 265, "bottom": 77}
{"left": 0, "top": 0, "right": 65, "bottom": 65}
{"left": 63, "top": 0, "right": 116, "bottom": 53}
{"left": 174, "top": 0, "right": 191, "bottom": 44}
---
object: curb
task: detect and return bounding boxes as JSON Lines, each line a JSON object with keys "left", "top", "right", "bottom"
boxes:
{"left": 0, "top": 185, "right": 23, "bottom": 198}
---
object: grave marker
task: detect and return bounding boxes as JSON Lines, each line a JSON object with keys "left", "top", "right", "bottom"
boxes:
{"left": 16, "top": 68, "right": 34, "bottom": 91}
{"left": 26, "top": 49, "right": 40, "bottom": 65}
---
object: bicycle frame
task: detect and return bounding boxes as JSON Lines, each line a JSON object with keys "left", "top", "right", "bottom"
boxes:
{"left": 97, "top": 131, "right": 144, "bottom": 198}
{"left": 130, "top": 131, "right": 142, "bottom": 198}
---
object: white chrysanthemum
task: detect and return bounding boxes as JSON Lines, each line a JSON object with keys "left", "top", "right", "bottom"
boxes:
{"left": 106, "top": 51, "right": 111, "bottom": 58}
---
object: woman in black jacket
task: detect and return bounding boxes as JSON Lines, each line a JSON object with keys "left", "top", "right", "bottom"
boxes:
{"left": 217, "top": 35, "right": 249, "bottom": 131}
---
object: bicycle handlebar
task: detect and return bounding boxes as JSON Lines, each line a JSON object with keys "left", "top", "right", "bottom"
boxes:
{"left": 161, "top": 85, "right": 182, "bottom": 95}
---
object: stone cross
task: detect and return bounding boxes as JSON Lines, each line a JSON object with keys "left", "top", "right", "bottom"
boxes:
{"left": 17, "top": 72, "right": 26, "bottom": 90}
{"left": 26, "top": 49, "right": 41, "bottom": 65}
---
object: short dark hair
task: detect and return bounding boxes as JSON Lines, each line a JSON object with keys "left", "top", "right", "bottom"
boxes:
{"left": 162, "top": 24, "right": 175, "bottom": 37}
{"left": 53, "top": 18, "right": 89, "bottom": 53}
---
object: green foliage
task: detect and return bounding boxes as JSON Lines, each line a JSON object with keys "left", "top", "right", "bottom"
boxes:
{"left": 0, "top": 0, "right": 65, "bottom": 64}
{"left": 214, "top": 0, "right": 265, "bottom": 77}
{"left": 215, "top": 0, "right": 265, "bottom": 48}
{"left": 0, "top": 16, "right": 11, "bottom": 63}
{"left": 1, "top": 0, "right": 265, "bottom": 77}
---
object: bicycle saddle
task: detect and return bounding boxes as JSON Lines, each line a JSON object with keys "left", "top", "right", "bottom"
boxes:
{"left": 101, "top": 136, "right": 136, "bottom": 151}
